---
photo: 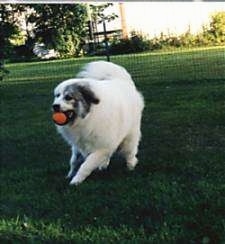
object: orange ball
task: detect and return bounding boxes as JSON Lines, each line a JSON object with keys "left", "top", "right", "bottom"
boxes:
{"left": 52, "top": 112, "right": 68, "bottom": 125}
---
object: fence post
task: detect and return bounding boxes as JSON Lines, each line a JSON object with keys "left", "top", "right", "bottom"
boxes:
{"left": 103, "top": 20, "right": 110, "bottom": 62}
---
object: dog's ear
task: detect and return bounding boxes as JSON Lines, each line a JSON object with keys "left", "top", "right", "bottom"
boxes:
{"left": 78, "top": 85, "right": 100, "bottom": 105}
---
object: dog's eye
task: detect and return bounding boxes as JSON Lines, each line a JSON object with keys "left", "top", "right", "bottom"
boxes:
{"left": 56, "top": 93, "right": 60, "bottom": 98}
{"left": 65, "top": 95, "right": 73, "bottom": 101}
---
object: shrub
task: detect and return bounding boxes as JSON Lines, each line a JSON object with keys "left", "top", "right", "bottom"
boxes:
{"left": 208, "top": 12, "right": 225, "bottom": 44}
{"left": 11, "top": 45, "right": 35, "bottom": 62}
{"left": 109, "top": 32, "right": 150, "bottom": 55}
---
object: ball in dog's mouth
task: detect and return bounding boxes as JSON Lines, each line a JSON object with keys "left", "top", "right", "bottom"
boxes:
{"left": 52, "top": 110, "right": 75, "bottom": 126}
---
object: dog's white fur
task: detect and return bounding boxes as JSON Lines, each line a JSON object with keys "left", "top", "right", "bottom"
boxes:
{"left": 53, "top": 61, "right": 144, "bottom": 185}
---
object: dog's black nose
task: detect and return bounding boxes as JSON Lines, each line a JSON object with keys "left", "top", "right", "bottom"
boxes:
{"left": 52, "top": 104, "right": 60, "bottom": 112}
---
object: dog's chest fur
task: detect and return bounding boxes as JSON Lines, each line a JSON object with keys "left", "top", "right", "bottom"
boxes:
{"left": 57, "top": 121, "right": 98, "bottom": 155}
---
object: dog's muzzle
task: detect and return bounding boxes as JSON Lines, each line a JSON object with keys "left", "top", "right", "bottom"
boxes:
{"left": 52, "top": 108, "right": 76, "bottom": 126}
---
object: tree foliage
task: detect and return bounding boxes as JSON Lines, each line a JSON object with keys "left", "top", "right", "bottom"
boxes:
{"left": 0, "top": 5, "right": 22, "bottom": 58}
{"left": 1, "top": 5, "right": 224, "bottom": 63}
{"left": 90, "top": 3, "right": 118, "bottom": 23}
{"left": 0, "top": 5, "right": 26, "bottom": 79}
{"left": 0, "top": 3, "right": 118, "bottom": 61}
{"left": 206, "top": 11, "right": 225, "bottom": 44}
{"left": 29, "top": 4, "right": 88, "bottom": 57}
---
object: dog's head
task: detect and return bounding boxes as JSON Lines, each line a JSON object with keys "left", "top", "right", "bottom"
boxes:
{"left": 52, "top": 80, "right": 99, "bottom": 125}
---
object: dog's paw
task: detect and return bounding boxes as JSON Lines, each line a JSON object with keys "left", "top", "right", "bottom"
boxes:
{"left": 127, "top": 157, "right": 138, "bottom": 171}
{"left": 70, "top": 174, "right": 85, "bottom": 186}
{"left": 98, "top": 165, "right": 107, "bottom": 171}
{"left": 98, "top": 160, "right": 109, "bottom": 171}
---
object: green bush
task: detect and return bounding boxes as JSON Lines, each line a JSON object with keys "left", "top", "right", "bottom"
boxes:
{"left": 11, "top": 45, "right": 35, "bottom": 62}
{"left": 54, "top": 32, "right": 81, "bottom": 57}
{"left": 109, "top": 32, "right": 150, "bottom": 55}
{"left": 206, "top": 11, "right": 225, "bottom": 44}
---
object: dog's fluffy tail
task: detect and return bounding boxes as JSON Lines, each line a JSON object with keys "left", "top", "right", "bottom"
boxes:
{"left": 77, "top": 61, "right": 132, "bottom": 82}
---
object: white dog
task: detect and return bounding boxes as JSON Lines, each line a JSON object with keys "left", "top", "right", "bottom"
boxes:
{"left": 52, "top": 61, "right": 144, "bottom": 185}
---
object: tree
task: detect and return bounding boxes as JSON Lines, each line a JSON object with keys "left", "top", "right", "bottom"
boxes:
{"left": 88, "top": 3, "right": 118, "bottom": 41}
{"left": 87, "top": 3, "right": 118, "bottom": 55}
{"left": 0, "top": 5, "right": 24, "bottom": 79}
{"left": 89, "top": 3, "right": 118, "bottom": 24}
{"left": 202, "top": 11, "right": 225, "bottom": 45}
{"left": 29, "top": 4, "right": 88, "bottom": 57}
{"left": 208, "top": 11, "right": 225, "bottom": 44}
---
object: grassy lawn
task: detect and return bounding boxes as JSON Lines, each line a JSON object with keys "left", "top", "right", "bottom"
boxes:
{"left": 1, "top": 47, "right": 225, "bottom": 243}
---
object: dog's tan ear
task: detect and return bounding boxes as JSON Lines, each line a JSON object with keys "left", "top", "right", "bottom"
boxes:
{"left": 78, "top": 85, "right": 100, "bottom": 105}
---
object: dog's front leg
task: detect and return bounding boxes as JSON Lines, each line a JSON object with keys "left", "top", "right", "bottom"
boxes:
{"left": 70, "top": 150, "right": 110, "bottom": 185}
{"left": 67, "top": 146, "right": 84, "bottom": 179}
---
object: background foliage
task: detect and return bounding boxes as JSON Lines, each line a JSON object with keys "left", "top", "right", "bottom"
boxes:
{"left": 1, "top": 4, "right": 225, "bottom": 62}
{"left": 109, "top": 12, "right": 225, "bottom": 55}
{"left": 30, "top": 4, "right": 88, "bottom": 57}
{"left": 0, "top": 5, "right": 225, "bottom": 81}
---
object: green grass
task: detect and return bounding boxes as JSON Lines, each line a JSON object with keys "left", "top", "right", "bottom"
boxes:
{"left": 1, "top": 47, "right": 225, "bottom": 243}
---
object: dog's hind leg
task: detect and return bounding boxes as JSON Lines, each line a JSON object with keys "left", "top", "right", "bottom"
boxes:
{"left": 70, "top": 149, "right": 111, "bottom": 185}
{"left": 66, "top": 146, "right": 85, "bottom": 179}
{"left": 120, "top": 128, "right": 141, "bottom": 171}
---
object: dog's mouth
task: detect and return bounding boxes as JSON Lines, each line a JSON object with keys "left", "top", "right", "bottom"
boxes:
{"left": 52, "top": 110, "right": 76, "bottom": 126}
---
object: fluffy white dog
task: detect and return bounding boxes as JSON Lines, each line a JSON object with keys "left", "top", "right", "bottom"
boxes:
{"left": 52, "top": 61, "right": 144, "bottom": 185}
